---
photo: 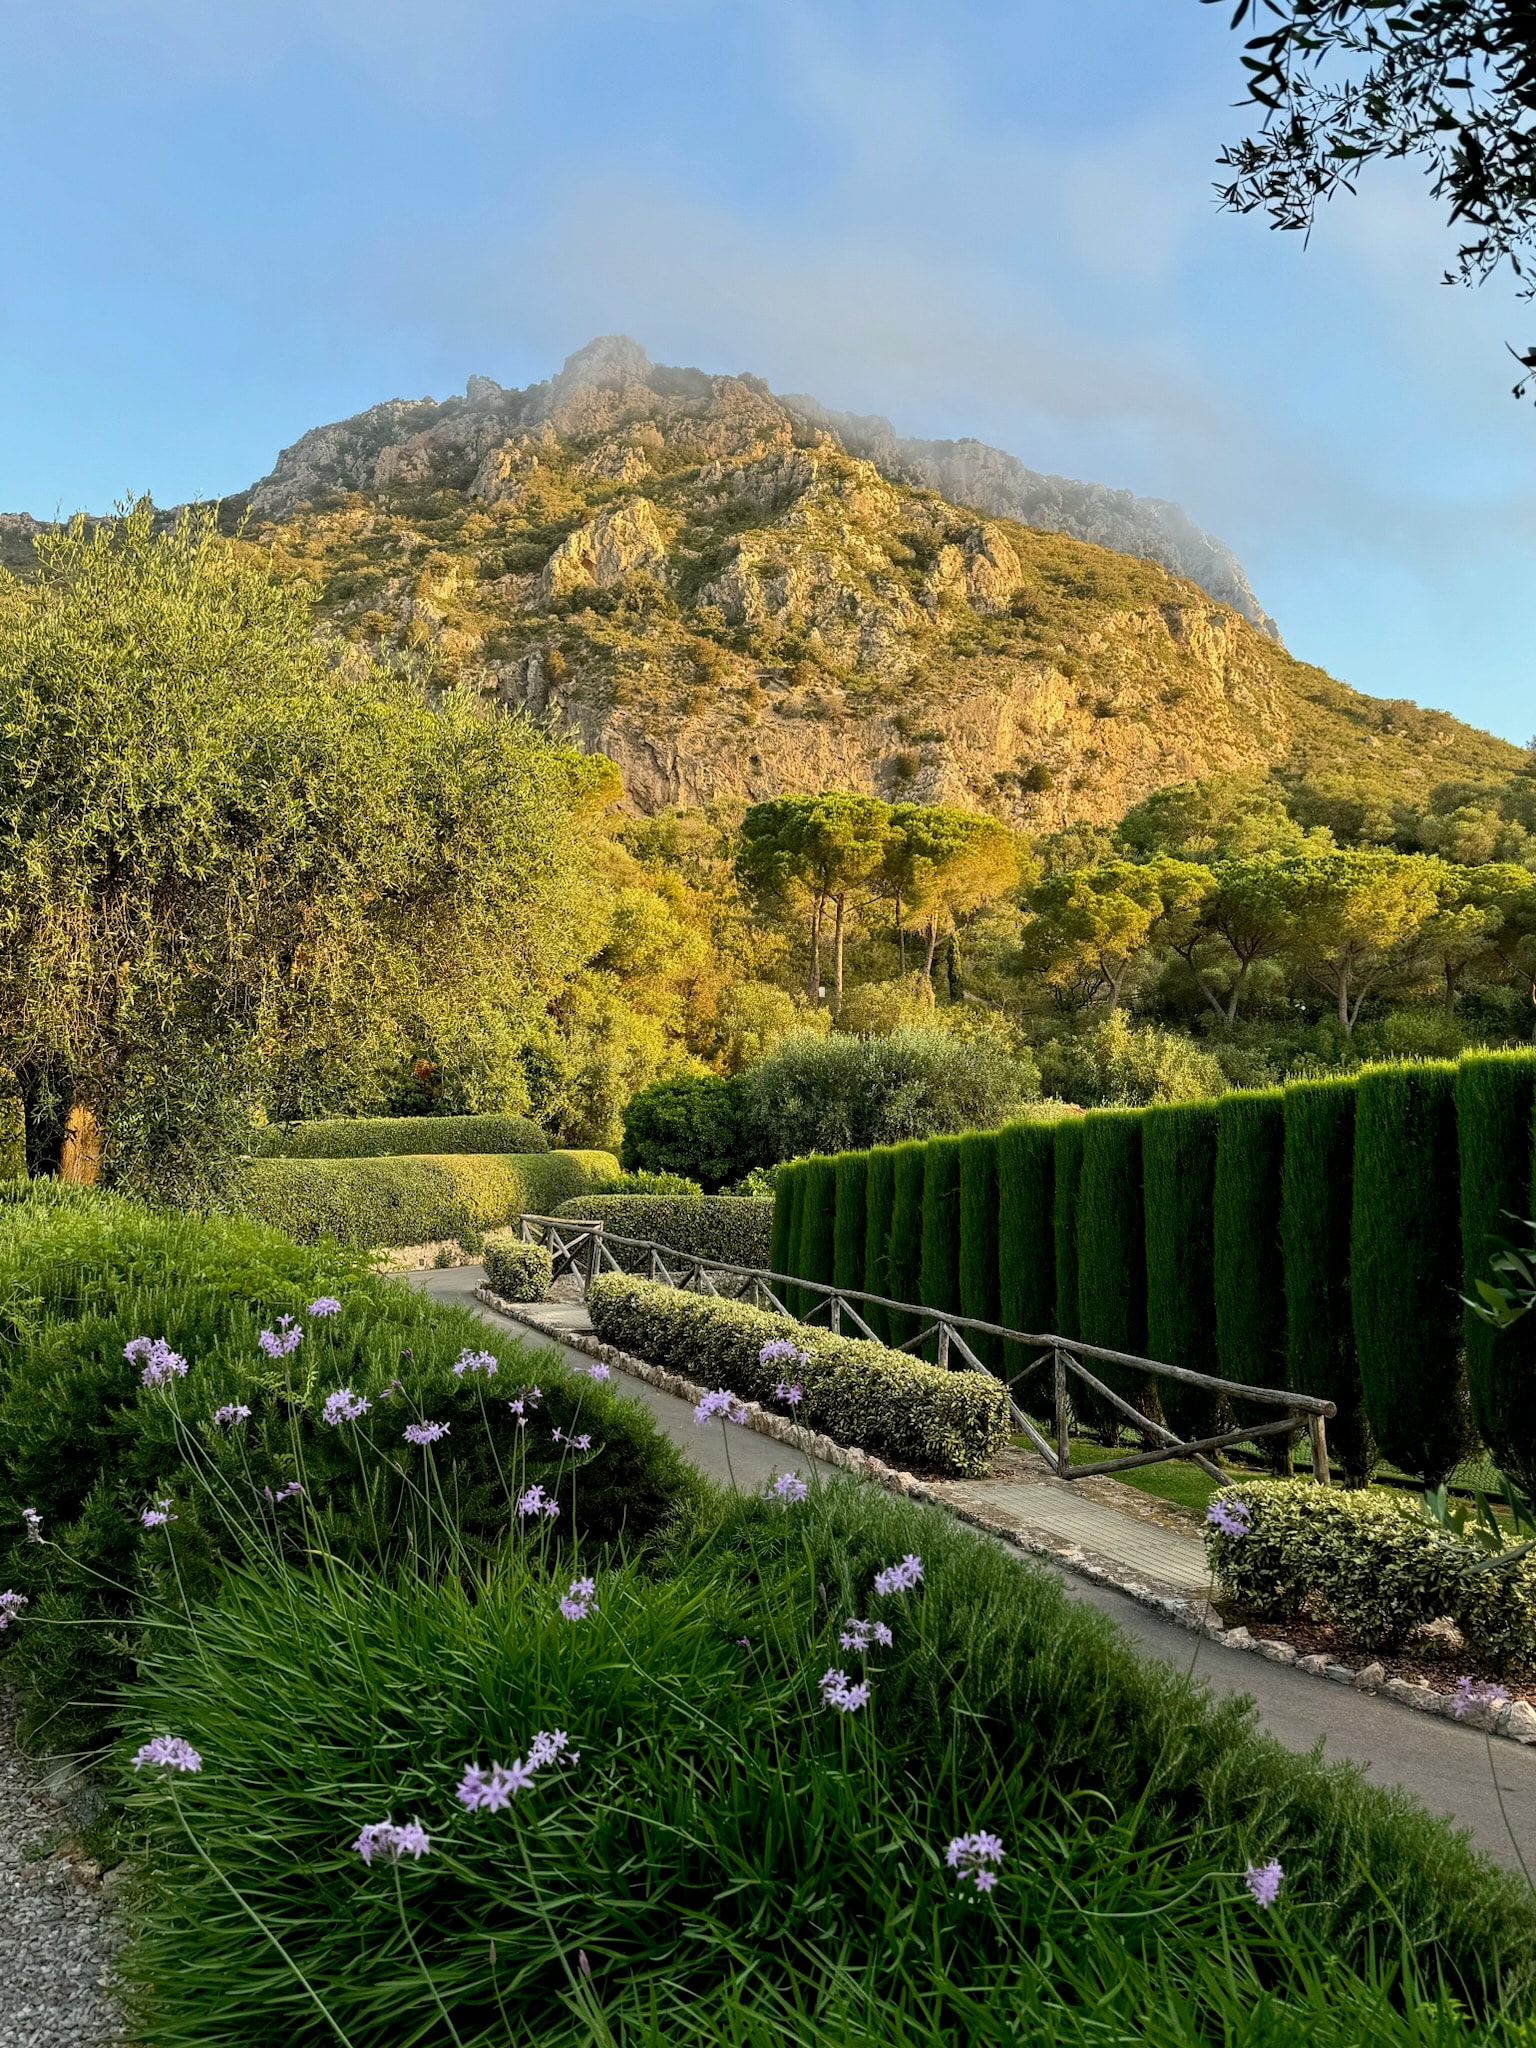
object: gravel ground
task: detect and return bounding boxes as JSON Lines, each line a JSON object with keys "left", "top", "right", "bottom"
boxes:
{"left": 0, "top": 1699, "right": 121, "bottom": 2047}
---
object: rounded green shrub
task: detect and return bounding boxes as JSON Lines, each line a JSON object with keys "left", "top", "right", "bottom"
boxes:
{"left": 248, "top": 1113, "right": 547, "bottom": 1159}
{"left": 239, "top": 1151, "right": 619, "bottom": 1250}
{"left": 619, "top": 1072, "right": 752, "bottom": 1191}
{"left": 481, "top": 1239, "right": 553, "bottom": 1302}
{"left": 553, "top": 1195, "right": 772, "bottom": 1273}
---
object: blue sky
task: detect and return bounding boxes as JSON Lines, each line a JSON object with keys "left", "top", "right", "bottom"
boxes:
{"left": 3, "top": 0, "right": 1534, "bottom": 743}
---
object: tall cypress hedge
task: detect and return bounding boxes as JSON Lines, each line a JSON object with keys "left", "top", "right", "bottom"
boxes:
{"left": 1075, "top": 1110, "right": 1149, "bottom": 1439}
{"left": 1213, "top": 1089, "right": 1292, "bottom": 1470}
{"left": 769, "top": 1165, "right": 799, "bottom": 1281}
{"left": 1352, "top": 1062, "right": 1471, "bottom": 1485}
{"left": 1282, "top": 1078, "right": 1372, "bottom": 1483}
{"left": 795, "top": 1155, "right": 838, "bottom": 1323}
{"left": 996, "top": 1121, "right": 1056, "bottom": 1387}
{"left": 1142, "top": 1101, "right": 1221, "bottom": 1441}
{"left": 862, "top": 1146, "right": 897, "bottom": 1344}
{"left": 832, "top": 1151, "right": 869, "bottom": 1301}
{"left": 1457, "top": 1051, "right": 1536, "bottom": 1494}
{"left": 1052, "top": 1121, "right": 1086, "bottom": 1342}
{"left": 957, "top": 1131, "right": 1002, "bottom": 1368}
{"left": 918, "top": 1136, "right": 963, "bottom": 1361}
{"left": 886, "top": 1141, "right": 928, "bottom": 1348}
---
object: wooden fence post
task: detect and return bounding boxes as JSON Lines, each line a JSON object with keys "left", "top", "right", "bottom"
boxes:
{"left": 1054, "top": 1349, "right": 1071, "bottom": 1477}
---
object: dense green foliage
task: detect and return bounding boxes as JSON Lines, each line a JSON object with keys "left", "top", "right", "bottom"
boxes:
{"left": 618, "top": 1072, "right": 749, "bottom": 1190}
{"left": 552, "top": 1194, "right": 774, "bottom": 1273}
{"left": 957, "top": 1132, "right": 1001, "bottom": 1368}
{"left": 1457, "top": 1052, "right": 1536, "bottom": 1493}
{"left": 480, "top": 1240, "right": 554, "bottom": 1302}
{"left": 586, "top": 1277, "right": 1008, "bottom": 1476}
{"left": 832, "top": 1152, "right": 869, "bottom": 1295}
{"left": 0, "top": 1085, "right": 23, "bottom": 1181}
{"left": 995, "top": 1121, "right": 1055, "bottom": 1383}
{"left": 917, "top": 1136, "right": 962, "bottom": 1359}
{"left": 1142, "top": 1102, "right": 1222, "bottom": 1440}
{"left": 1282, "top": 1079, "right": 1374, "bottom": 1482}
{"left": 1075, "top": 1112, "right": 1149, "bottom": 1432}
{"left": 1213, "top": 1091, "right": 1291, "bottom": 1462}
{"left": 1352, "top": 1065, "right": 1470, "bottom": 1484}
{"left": 241, "top": 1151, "right": 618, "bottom": 1249}
{"left": 793, "top": 1156, "right": 838, "bottom": 1315}
{"left": 249, "top": 1113, "right": 548, "bottom": 1159}
{"left": 861, "top": 1146, "right": 897, "bottom": 1344}
{"left": 1052, "top": 1120, "right": 1086, "bottom": 1341}
{"left": 887, "top": 1142, "right": 927, "bottom": 1346}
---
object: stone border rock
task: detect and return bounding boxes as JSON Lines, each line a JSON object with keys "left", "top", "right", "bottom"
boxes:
{"left": 480, "top": 1287, "right": 1536, "bottom": 1749}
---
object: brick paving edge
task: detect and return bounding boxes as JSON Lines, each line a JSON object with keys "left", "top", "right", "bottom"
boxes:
{"left": 478, "top": 1287, "right": 1536, "bottom": 1749}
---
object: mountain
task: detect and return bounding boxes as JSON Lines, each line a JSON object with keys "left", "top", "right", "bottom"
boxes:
{"left": 8, "top": 338, "right": 1522, "bottom": 823}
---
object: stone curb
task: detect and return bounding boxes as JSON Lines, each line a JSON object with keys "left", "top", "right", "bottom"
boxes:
{"left": 479, "top": 1287, "right": 1536, "bottom": 1750}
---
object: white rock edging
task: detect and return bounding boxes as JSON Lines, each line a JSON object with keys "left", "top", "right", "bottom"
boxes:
{"left": 480, "top": 1287, "right": 1536, "bottom": 1749}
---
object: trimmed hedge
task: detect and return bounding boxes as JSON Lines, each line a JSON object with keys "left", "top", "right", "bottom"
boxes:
{"left": 793, "top": 1156, "right": 837, "bottom": 1318}
{"left": 1142, "top": 1101, "right": 1221, "bottom": 1442}
{"left": 861, "top": 1146, "right": 897, "bottom": 1344}
{"left": 831, "top": 1153, "right": 868, "bottom": 1296}
{"left": 1457, "top": 1051, "right": 1536, "bottom": 1495}
{"left": 481, "top": 1240, "right": 553, "bottom": 1302}
{"left": 553, "top": 1195, "right": 773, "bottom": 1273}
{"left": 887, "top": 1142, "right": 927, "bottom": 1347}
{"left": 1051, "top": 1119, "right": 1085, "bottom": 1342}
{"left": 957, "top": 1131, "right": 1001, "bottom": 1369}
{"left": 1206, "top": 1479, "right": 1536, "bottom": 1674}
{"left": 1213, "top": 1090, "right": 1290, "bottom": 1465}
{"left": 917, "top": 1136, "right": 962, "bottom": 1361}
{"left": 1076, "top": 1111, "right": 1149, "bottom": 1435}
{"left": 769, "top": 1163, "right": 799, "bottom": 1281}
{"left": 585, "top": 1273, "right": 1009, "bottom": 1477}
{"left": 1282, "top": 1078, "right": 1373, "bottom": 1484}
{"left": 1352, "top": 1063, "right": 1470, "bottom": 1485}
{"left": 248, "top": 1113, "right": 547, "bottom": 1158}
{"left": 241, "top": 1151, "right": 618, "bottom": 1250}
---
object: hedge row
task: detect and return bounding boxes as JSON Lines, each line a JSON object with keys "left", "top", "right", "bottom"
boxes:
{"left": 771, "top": 1049, "right": 1536, "bottom": 1487}
{"left": 247, "top": 1113, "right": 548, "bottom": 1159}
{"left": 241, "top": 1151, "right": 618, "bottom": 1249}
{"left": 551, "top": 1195, "right": 774, "bottom": 1272}
{"left": 585, "top": 1273, "right": 1009, "bottom": 1477}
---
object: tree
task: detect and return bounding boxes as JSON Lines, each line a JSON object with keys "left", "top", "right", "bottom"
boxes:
{"left": 1178, "top": 854, "right": 1303, "bottom": 1024}
{"left": 0, "top": 503, "right": 602, "bottom": 1195}
{"left": 880, "top": 804, "right": 1025, "bottom": 985}
{"left": 1207, "top": 2, "right": 1536, "bottom": 398}
{"left": 735, "top": 794, "right": 890, "bottom": 1013}
{"left": 1271, "top": 850, "right": 1442, "bottom": 1035}
{"left": 1116, "top": 773, "right": 1315, "bottom": 862}
{"left": 1018, "top": 858, "right": 1211, "bottom": 1010}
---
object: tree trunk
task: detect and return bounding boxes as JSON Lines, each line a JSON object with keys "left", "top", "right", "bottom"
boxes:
{"left": 806, "top": 897, "right": 824, "bottom": 1004}
{"left": 1338, "top": 975, "right": 1352, "bottom": 1037}
{"left": 59, "top": 1103, "right": 103, "bottom": 1184}
{"left": 832, "top": 893, "right": 846, "bottom": 1017}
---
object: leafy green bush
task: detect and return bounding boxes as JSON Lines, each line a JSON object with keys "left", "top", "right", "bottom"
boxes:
{"left": 248, "top": 1113, "right": 548, "bottom": 1158}
{"left": 586, "top": 1275, "right": 1008, "bottom": 1477}
{"left": 1457, "top": 1051, "right": 1536, "bottom": 1494}
{"left": 957, "top": 1131, "right": 1000, "bottom": 1369}
{"left": 1213, "top": 1090, "right": 1290, "bottom": 1461}
{"left": 1142, "top": 1102, "right": 1222, "bottom": 1441}
{"left": 1282, "top": 1078, "right": 1374, "bottom": 1484}
{"left": 481, "top": 1240, "right": 553, "bottom": 1302}
{"left": 0, "top": 1183, "right": 700, "bottom": 1748}
{"left": 124, "top": 1482, "right": 1536, "bottom": 2045}
{"left": 554, "top": 1195, "right": 773, "bottom": 1272}
{"left": 587, "top": 1168, "right": 704, "bottom": 1197}
{"left": 240, "top": 1151, "right": 619, "bottom": 1249}
{"left": 861, "top": 1146, "right": 897, "bottom": 1344}
{"left": 1038, "top": 1014, "right": 1226, "bottom": 1109}
{"left": 1206, "top": 1479, "right": 1536, "bottom": 1672}
{"left": 619, "top": 1071, "right": 751, "bottom": 1190}
{"left": 1352, "top": 1063, "right": 1470, "bottom": 1484}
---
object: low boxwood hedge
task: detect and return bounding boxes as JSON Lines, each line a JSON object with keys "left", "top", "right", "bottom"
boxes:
{"left": 247, "top": 1113, "right": 548, "bottom": 1158}
{"left": 481, "top": 1239, "right": 553, "bottom": 1302}
{"left": 586, "top": 1273, "right": 1008, "bottom": 1478}
{"left": 242, "top": 1151, "right": 618, "bottom": 1249}
{"left": 553, "top": 1194, "right": 773, "bottom": 1272}
{"left": 1206, "top": 1478, "right": 1536, "bottom": 1673}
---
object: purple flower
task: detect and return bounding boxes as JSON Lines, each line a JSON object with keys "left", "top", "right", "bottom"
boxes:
{"left": 403, "top": 1420, "right": 449, "bottom": 1446}
{"left": 261, "top": 1479, "right": 304, "bottom": 1504}
{"left": 773, "top": 1381, "right": 804, "bottom": 1407}
{"left": 840, "top": 1617, "right": 893, "bottom": 1652}
{"left": 353, "top": 1817, "right": 430, "bottom": 1865}
{"left": 945, "top": 1830, "right": 1004, "bottom": 1893}
{"left": 819, "top": 1667, "right": 870, "bottom": 1713}
{"left": 307, "top": 1297, "right": 342, "bottom": 1317}
{"left": 873, "top": 1554, "right": 924, "bottom": 1598}
{"left": 526, "top": 1728, "right": 570, "bottom": 1769}
{"left": 571, "top": 1433, "right": 591, "bottom": 1451}
{"left": 141, "top": 1498, "right": 176, "bottom": 1529}
{"left": 1244, "top": 1860, "right": 1283, "bottom": 1908}
{"left": 125, "top": 1336, "right": 189, "bottom": 1389}
{"left": 378, "top": 1377, "right": 404, "bottom": 1401}
{"left": 20, "top": 1508, "right": 41, "bottom": 1543}
{"left": 1207, "top": 1497, "right": 1252, "bottom": 1540}
{"left": 322, "top": 1387, "right": 370, "bottom": 1427}
{"left": 1453, "top": 1676, "right": 1511, "bottom": 1720}
{"left": 0, "top": 1590, "right": 28, "bottom": 1630}
{"left": 212, "top": 1403, "right": 251, "bottom": 1428}
{"left": 456, "top": 1759, "right": 535, "bottom": 1811}
{"left": 257, "top": 1321, "right": 303, "bottom": 1361}
{"left": 586, "top": 1364, "right": 611, "bottom": 1382}
{"left": 769, "top": 1472, "right": 809, "bottom": 1504}
{"left": 132, "top": 1734, "right": 202, "bottom": 1773}
{"left": 694, "top": 1388, "right": 747, "bottom": 1426}
{"left": 453, "top": 1348, "right": 499, "bottom": 1379}
{"left": 559, "top": 1575, "right": 597, "bottom": 1621}
{"left": 507, "top": 1400, "right": 528, "bottom": 1426}
{"left": 516, "top": 1484, "right": 560, "bottom": 1520}
{"left": 759, "top": 1338, "right": 807, "bottom": 1369}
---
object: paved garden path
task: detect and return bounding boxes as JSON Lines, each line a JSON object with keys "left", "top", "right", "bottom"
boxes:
{"left": 410, "top": 1267, "right": 1536, "bottom": 1874}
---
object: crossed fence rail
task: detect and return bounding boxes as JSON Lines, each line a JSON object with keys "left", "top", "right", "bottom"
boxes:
{"left": 518, "top": 1214, "right": 1335, "bottom": 1486}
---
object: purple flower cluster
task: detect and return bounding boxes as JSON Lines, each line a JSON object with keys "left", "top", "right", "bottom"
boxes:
{"left": 403, "top": 1420, "right": 449, "bottom": 1447}
{"left": 769, "top": 1472, "right": 808, "bottom": 1505}
{"left": 873, "top": 1554, "right": 923, "bottom": 1598}
{"left": 125, "top": 1337, "right": 188, "bottom": 1389}
{"left": 262, "top": 1480, "right": 304, "bottom": 1505}
{"left": 354, "top": 1817, "right": 430, "bottom": 1865}
{"left": 820, "top": 1668, "right": 870, "bottom": 1714}
{"left": 1453, "top": 1676, "right": 1511, "bottom": 1720}
{"left": 760, "top": 1337, "right": 808, "bottom": 1368}
{"left": 20, "top": 1508, "right": 41, "bottom": 1543}
{"left": 257, "top": 1318, "right": 303, "bottom": 1361}
{"left": 1244, "top": 1859, "right": 1284, "bottom": 1907}
{"left": 516, "top": 1484, "right": 560, "bottom": 1520}
{"left": 840, "top": 1617, "right": 893, "bottom": 1651}
{"left": 586, "top": 1364, "right": 611, "bottom": 1382}
{"left": 212, "top": 1403, "right": 251, "bottom": 1428}
{"left": 551, "top": 1427, "right": 592, "bottom": 1451}
{"left": 559, "top": 1576, "right": 597, "bottom": 1622}
{"left": 694, "top": 1388, "right": 747, "bottom": 1426}
{"left": 0, "top": 1591, "right": 28, "bottom": 1630}
{"left": 141, "top": 1497, "right": 176, "bottom": 1529}
{"left": 322, "top": 1387, "right": 370, "bottom": 1427}
{"left": 773, "top": 1381, "right": 804, "bottom": 1407}
{"left": 378, "top": 1377, "right": 404, "bottom": 1402}
{"left": 1207, "top": 1497, "right": 1252, "bottom": 1539}
{"left": 133, "top": 1735, "right": 202, "bottom": 1773}
{"left": 453, "top": 1348, "right": 499, "bottom": 1380}
{"left": 307, "top": 1297, "right": 342, "bottom": 1318}
{"left": 945, "top": 1830, "right": 1004, "bottom": 1894}
{"left": 456, "top": 1727, "right": 572, "bottom": 1813}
